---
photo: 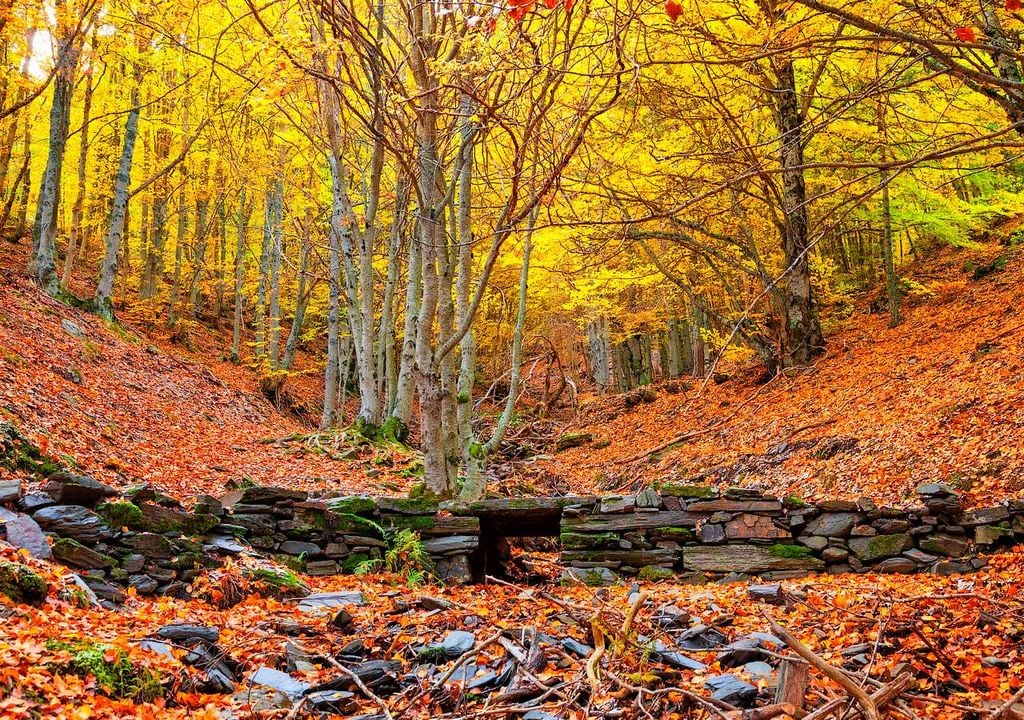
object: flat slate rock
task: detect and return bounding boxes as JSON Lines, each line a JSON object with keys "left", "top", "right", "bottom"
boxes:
{"left": 20, "top": 493, "right": 55, "bottom": 513}
{"left": 81, "top": 576, "right": 125, "bottom": 604}
{"left": 683, "top": 545, "right": 824, "bottom": 573}
{"left": 0, "top": 479, "right": 21, "bottom": 504}
{"left": 220, "top": 486, "right": 308, "bottom": 507}
{"left": 249, "top": 667, "right": 310, "bottom": 699}
{"left": 1, "top": 513, "right": 51, "bottom": 559}
{"left": 206, "top": 535, "right": 247, "bottom": 554}
{"left": 33, "top": 505, "right": 109, "bottom": 544}
{"left": 804, "top": 512, "right": 859, "bottom": 538}
{"left": 562, "top": 510, "right": 699, "bottom": 533}
{"left": 705, "top": 674, "right": 758, "bottom": 706}
{"left": 52, "top": 539, "right": 111, "bottom": 569}
{"left": 157, "top": 624, "right": 220, "bottom": 644}
{"left": 436, "top": 630, "right": 475, "bottom": 659}
{"left": 421, "top": 535, "right": 478, "bottom": 555}
{"left": 687, "top": 500, "right": 782, "bottom": 514}
{"left": 42, "top": 473, "right": 117, "bottom": 506}
{"left": 297, "top": 592, "right": 366, "bottom": 611}
{"left": 649, "top": 640, "right": 707, "bottom": 671}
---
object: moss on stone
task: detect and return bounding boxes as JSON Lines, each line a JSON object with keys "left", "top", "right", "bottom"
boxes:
{"left": 383, "top": 515, "right": 437, "bottom": 532}
{"left": 294, "top": 508, "right": 329, "bottom": 531}
{"left": 863, "top": 534, "right": 911, "bottom": 560}
{"left": 47, "top": 640, "right": 162, "bottom": 701}
{"left": 560, "top": 532, "right": 620, "bottom": 550}
{"left": 96, "top": 501, "right": 144, "bottom": 528}
{"left": 658, "top": 483, "right": 716, "bottom": 499}
{"left": 654, "top": 526, "right": 695, "bottom": 540}
{"left": 766, "top": 544, "right": 813, "bottom": 559}
{"left": 638, "top": 566, "right": 675, "bottom": 581}
{"left": 332, "top": 513, "right": 384, "bottom": 537}
{"left": 244, "top": 567, "right": 309, "bottom": 596}
{"left": 379, "top": 416, "right": 410, "bottom": 444}
{"left": 165, "top": 551, "right": 206, "bottom": 570}
{"left": 783, "top": 495, "right": 810, "bottom": 509}
{"left": 381, "top": 496, "right": 439, "bottom": 514}
{"left": 0, "top": 562, "right": 48, "bottom": 604}
{"left": 328, "top": 497, "right": 377, "bottom": 515}
{"left": 0, "top": 421, "right": 65, "bottom": 478}
{"left": 177, "top": 513, "right": 220, "bottom": 536}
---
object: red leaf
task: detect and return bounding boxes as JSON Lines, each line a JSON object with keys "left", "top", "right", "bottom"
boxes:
{"left": 665, "top": 0, "right": 682, "bottom": 22}
{"left": 953, "top": 26, "right": 976, "bottom": 42}
{"left": 508, "top": 2, "right": 532, "bottom": 21}
{"left": 564, "top": 0, "right": 574, "bottom": 10}
{"left": 1007, "top": 0, "right": 1020, "bottom": 11}
{"left": 542, "top": 0, "right": 559, "bottom": 8}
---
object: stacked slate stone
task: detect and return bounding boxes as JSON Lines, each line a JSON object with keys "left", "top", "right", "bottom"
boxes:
{"left": 559, "top": 482, "right": 1024, "bottom": 583}
{"left": 0, "top": 472, "right": 226, "bottom": 605}
{"left": 4, "top": 475, "right": 1024, "bottom": 597}
{"left": 219, "top": 492, "right": 481, "bottom": 583}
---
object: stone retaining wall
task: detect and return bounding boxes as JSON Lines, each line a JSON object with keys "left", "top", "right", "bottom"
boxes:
{"left": 556, "top": 483, "right": 1018, "bottom": 582}
{"left": 1, "top": 473, "right": 1022, "bottom": 603}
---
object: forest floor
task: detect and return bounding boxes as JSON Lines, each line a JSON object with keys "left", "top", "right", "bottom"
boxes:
{"left": 5, "top": 234, "right": 1024, "bottom": 507}
{"left": 2, "top": 238, "right": 1024, "bottom": 719}
{"left": 0, "top": 242, "right": 421, "bottom": 501}
{"left": 534, "top": 236, "right": 1024, "bottom": 508}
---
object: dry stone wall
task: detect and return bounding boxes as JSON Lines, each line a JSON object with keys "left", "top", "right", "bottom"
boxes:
{"left": 1, "top": 472, "right": 1022, "bottom": 604}
{"left": 556, "top": 483, "right": 1015, "bottom": 583}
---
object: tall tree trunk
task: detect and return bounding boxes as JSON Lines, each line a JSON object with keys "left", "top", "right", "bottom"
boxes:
{"left": 254, "top": 186, "right": 273, "bottom": 361}
{"left": 267, "top": 178, "right": 283, "bottom": 369}
{"left": 458, "top": 218, "right": 534, "bottom": 502}
{"left": 31, "top": 22, "right": 81, "bottom": 295}
{"left": 378, "top": 178, "right": 407, "bottom": 417}
{"left": 95, "top": 87, "right": 141, "bottom": 318}
{"left": 391, "top": 216, "right": 421, "bottom": 426}
{"left": 62, "top": 40, "right": 94, "bottom": 286}
{"left": 321, "top": 152, "right": 345, "bottom": 429}
{"left": 587, "top": 317, "right": 611, "bottom": 393}
{"left": 281, "top": 220, "right": 311, "bottom": 372}
{"left": 168, "top": 189, "right": 188, "bottom": 326}
{"left": 774, "top": 58, "right": 824, "bottom": 365}
{"left": 455, "top": 94, "right": 476, "bottom": 459}
{"left": 231, "top": 188, "right": 248, "bottom": 362}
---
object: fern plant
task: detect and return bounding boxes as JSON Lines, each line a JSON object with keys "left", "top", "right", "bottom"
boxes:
{"left": 355, "top": 527, "right": 435, "bottom": 586}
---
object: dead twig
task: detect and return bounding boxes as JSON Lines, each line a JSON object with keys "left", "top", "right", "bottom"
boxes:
{"left": 765, "top": 614, "right": 879, "bottom": 720}
{"left": 325, "top": 656, "right": 395, "bottom": 720}
{"left": 990, "top": 684, "right": 1024, "bottom": 719}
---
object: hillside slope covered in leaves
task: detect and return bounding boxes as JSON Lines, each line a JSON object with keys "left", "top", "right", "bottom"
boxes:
{"left": 538, "top": 237, "right": 1024, "bottom": 508}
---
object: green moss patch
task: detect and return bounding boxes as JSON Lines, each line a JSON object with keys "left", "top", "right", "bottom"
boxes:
{"left": 767, "top": 544, "right": 813, "bottom": 559}
{"left": 328, "top": 497, "right": 377, "bottom": 515}
{"left": 560, "top": 532, "right": 621, "bottom": 550}
{"left": 244, "top": 567, "right": 309, "bottom": 597}
{"left": 97, "top": 501, "right": 144, "bottom": 528}
{"left": 638, "top": 566, "right": 675, "bottom": 581}
{"left": 178, "top": 513, "right": 220, "bottom": 536}
{"left": 0, "top": 562, "right": 48, "bottom": 604}
{"left": 0, "top": 421, "right": 64, "bottom": 478}
{"left": 783, "top": 495, "right": 810, "bottom": 509}
{"left": 658, "top": 483, "right": 716, "bottom": 499}
{"left": 47, "top": 641, "right": 162, "bottom": 701}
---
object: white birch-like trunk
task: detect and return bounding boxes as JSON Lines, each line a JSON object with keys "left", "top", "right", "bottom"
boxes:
{"left": 95, "top": 87, "right": 141, "bottom": 317}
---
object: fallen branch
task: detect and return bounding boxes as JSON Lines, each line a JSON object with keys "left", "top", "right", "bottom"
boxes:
{"left": 726, "top": 704, "right": 798, "bottom": 720}
{"left": 325, "top": 656, "right": 395, "bottom": 720}
{"left": 990, "top": 683, "right": 1024, "bottom": 719}
{"left": 765, "top": 614, "right": 879, "bottom": 720}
